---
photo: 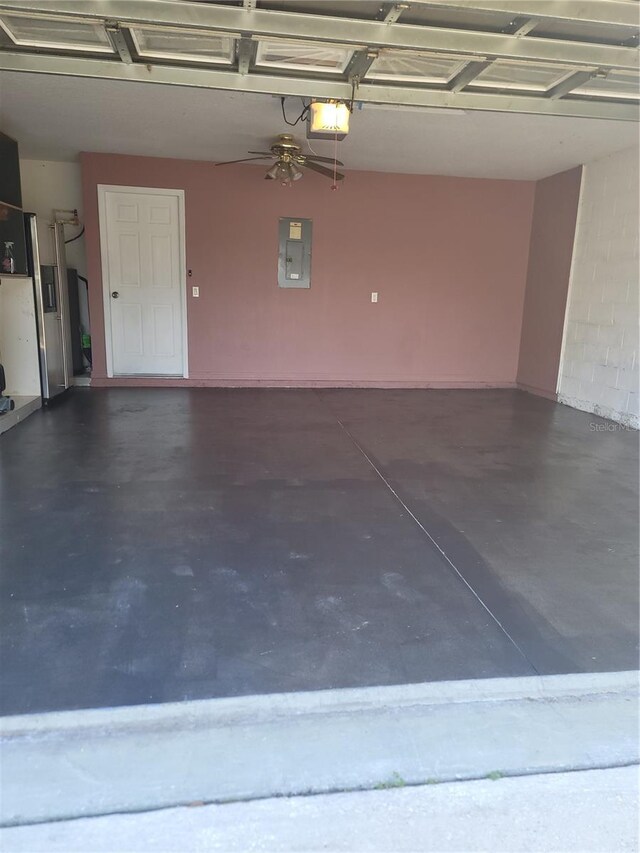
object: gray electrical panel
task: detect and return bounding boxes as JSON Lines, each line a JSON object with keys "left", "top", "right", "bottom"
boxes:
{"left": 278, "top": 217, "right": 312, "bottom": 288}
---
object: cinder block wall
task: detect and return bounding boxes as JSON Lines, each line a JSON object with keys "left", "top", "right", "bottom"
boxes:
{"left": 557, "top": 146, "right": 639, "bottom": 428}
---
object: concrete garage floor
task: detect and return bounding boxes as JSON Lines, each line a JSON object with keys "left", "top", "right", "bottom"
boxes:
{"left": 0, "top": 388, "right": 637, "bottom": 715}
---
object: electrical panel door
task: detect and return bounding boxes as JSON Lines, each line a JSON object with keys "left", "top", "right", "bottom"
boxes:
{"left": 278, "top": 218, "right": 312, "bottom": 288}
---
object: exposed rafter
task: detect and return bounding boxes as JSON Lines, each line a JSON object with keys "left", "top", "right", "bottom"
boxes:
{"left": 1, "top": 50, "right": 637, "bottom": 122}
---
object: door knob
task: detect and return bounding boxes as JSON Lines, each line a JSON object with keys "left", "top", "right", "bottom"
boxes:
{"left": 111, "top": 291, "right": 119, "bottom": 299}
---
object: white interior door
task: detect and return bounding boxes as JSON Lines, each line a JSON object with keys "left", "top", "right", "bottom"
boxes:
{"left": 99, "top": 187, "right": 186, "bottom": 377}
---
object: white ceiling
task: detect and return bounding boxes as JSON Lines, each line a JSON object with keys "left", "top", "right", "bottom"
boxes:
{"left": 0, "top": 70, "right": 637, "bottom": 179}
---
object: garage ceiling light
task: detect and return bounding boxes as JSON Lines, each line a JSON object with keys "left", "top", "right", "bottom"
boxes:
{"left": 309, "top": 100, "right": 350, "bottom": 135}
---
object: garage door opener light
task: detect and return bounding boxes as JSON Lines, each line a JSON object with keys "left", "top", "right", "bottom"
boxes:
{"left": 307, "top": 100, "right": 350, "bottom": 141}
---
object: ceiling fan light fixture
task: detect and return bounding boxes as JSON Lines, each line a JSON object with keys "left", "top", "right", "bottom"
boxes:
{"left": 289, "top": 162, "right": 303, "bottom": 181}
{"left": 277, "top": 162, "right": 292, "bottom": 185}
{"left": 235, "top": 135, "right": 344, "bottom": 186}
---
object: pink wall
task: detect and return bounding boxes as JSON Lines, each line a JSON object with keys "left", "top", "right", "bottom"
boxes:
{"left": 81, "top": 152, "right": 535, "bottom": 387}
{"left": 517, "top": 166, "right": 582, "bottom": 399}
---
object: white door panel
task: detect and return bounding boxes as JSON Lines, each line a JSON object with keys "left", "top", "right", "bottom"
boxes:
{"left": 101, "top": 189, "right": 185, "bottom": 376}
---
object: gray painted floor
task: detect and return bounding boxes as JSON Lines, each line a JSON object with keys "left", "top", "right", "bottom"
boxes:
{"left": 1, "top": 388, "right": 637, "bottom": 714}
{"left": 2, "top": 766, "right": 638, "bottom": 852}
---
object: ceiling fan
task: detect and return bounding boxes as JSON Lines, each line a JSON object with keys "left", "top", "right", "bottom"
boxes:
{"left": 214, "top": 134, "right": 344, "bottom": 185}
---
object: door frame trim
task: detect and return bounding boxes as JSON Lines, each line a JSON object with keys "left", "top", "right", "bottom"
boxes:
{"left": 97, "top": 184, "right": 189, "bottom": 379}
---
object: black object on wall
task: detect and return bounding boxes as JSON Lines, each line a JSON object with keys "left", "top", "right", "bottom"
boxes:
{"left": 0, "top": 132, "right": 22, "bottom": 208}
{"left": 0, "top": 131, "right": 27, "bottom": 276}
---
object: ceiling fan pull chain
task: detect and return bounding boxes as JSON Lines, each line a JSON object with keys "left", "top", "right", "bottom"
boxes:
{"left": 331, "top": 131, "right": 339, "bottom": 191}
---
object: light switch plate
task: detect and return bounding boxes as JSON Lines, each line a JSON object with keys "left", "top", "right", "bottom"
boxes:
{"left": 371, "top": 292, "right": 378, "bottom": 303}
{"left": 192, "top": 286, "right": 199, "bottom": 297}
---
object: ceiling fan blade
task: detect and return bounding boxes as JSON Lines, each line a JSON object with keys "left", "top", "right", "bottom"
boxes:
{"left": 214, "top": 156, "right": 270, "bottom": 166}
{"left": 248, "top": 151, "right": 276, "bottom": 156}
{"left": 304, "top": 160, "right": 345, "bottom": 181}
{"left": 301, "top": 154, "right": 344, "bottom": 166}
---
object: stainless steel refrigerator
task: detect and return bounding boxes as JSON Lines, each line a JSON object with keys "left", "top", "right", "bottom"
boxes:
{"left": 24, "top": 212, "right": 73, "bottom": 401}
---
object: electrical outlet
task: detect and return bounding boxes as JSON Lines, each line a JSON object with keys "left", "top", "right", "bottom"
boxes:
{"left": 192, "top": 286, "right": 199, "bottom": 298}
{"left": 371, "top": 292, "right": 378, "bottom": 303}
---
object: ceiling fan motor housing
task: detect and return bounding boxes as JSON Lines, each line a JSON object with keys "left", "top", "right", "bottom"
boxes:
{"left": 270, "top": 134, "right": 302, "bottom": 161}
